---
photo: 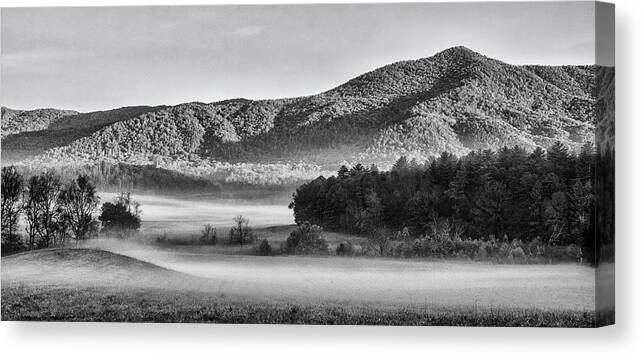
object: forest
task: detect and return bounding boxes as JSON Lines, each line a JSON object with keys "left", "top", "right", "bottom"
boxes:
{"left": 15, "top": 162, "right": 220, "bottom": 194}
{"left": 290, "top": 142, "right": 615, "bottom": 264}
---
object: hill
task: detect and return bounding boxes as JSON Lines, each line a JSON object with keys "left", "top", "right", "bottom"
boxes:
{"left": 2, "top": 248, "right": 169, "bottom": 272}
{"left": 1, "top": 107, "right": 79, "bottom": 137}
{"left": 1, "top": 46, "right": 614, "bottom": 186}
{"left": 0, "top": 248, "right": 204, "bottom": 289}
{"left": 1, "top": 106, "right": 164, "bottom": 163}
{"left": 2, "top": 248, "right": 177, "bottom": 279}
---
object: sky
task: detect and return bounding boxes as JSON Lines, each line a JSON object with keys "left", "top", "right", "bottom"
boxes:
{"left": 1, "top": 2, "right": 599, "bottom": 112}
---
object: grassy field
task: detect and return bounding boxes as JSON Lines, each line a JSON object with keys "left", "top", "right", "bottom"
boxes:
{"left": 0, "top": 247, "right": 605, "bottom": 325}
{"left": 62, "top": 245, "right": 595, "bottom": 309}
{"left": 1, "top": 284, "right": 597, "bottom": 326}
{"left": 1, "top": 191, "right": 609, "bottom": 326}
{"left": 1, "top": 195, "right": 607, "bottom": 326}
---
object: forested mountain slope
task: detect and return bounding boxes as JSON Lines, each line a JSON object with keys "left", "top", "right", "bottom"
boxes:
{"left": 1, "top": 107, "right": 79, "bottom": 137}
{"left": 1, "top": 46, "right": 612, "bottom": 186}
{"left": 1, "top": 106, "right": 164, "bottom": 162}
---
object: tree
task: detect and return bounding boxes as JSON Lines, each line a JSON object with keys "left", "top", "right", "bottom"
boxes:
{"left": 568, "top": 180, "right": 594, "bottom": 245}
{"left": 544, "top": 191, "right": 569, "bottom": 245}
{"left": 547, "top": 142, "right": 574, "bottom": 182}
{"left": 60, "top": 175, "right": 100, "bottom": 244}
{"left": 23, "top": 176, "right": 40, "bottom": 250}
{"left": 286, "top": 222, "right": 328, "bottom": 254}
{"left": 52, "top": 204, "right": 73, "bottom": 248}
{"left": 258, "top": 239, "right": 272, "bottom": 255}
{"left": 358, "top": 191, "right": 383, "bottom": 233}
{"left": 475, "top": 180, "right": 512, "bottom": 237}
{"left": 1, "top": 167, "right": 24, "bottom": 253}
{"left": 33, "top": 172, "right": 62, "bottom": 248}
{"left": 200, "top": 223, "right": 217, "bottom": 245}
{"left": 575, "top": 141, "right": 595, "bottom": 182}
{"left": 229, "top": 215, "right": 252, "bottom": 245}
{"left": 371, "top": 227, "right": 390, "bottom": 256}
{"left": 290, "top": 145, "right": 598, "bottom": 249}
{"left": 392, "top": 156, "right": 409, "bottom": 172}
{"left": 337, "top": 165, "right": 349, "bottom": 179}
{"left": 336, "top": 241, "right": 354, "bottom": 256}
{"left": 98, "top": 192, "right": 141, "bottom": 238}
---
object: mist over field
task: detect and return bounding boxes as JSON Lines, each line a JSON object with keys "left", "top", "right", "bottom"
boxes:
{"left": 98, "top": 192, "right": 294, "bottom": 235}
{"left": 3, "top": 244, "right": 597, "bottom": 311}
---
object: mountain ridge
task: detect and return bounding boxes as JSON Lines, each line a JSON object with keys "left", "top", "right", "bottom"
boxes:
{"left": 1, "top": 46, "right": 614, "bottom": 186}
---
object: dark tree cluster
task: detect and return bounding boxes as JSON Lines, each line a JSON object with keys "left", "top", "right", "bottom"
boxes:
{"left": 17, "top": 162, "right": 219, "bottom": 194}
{"left": 291, "top": 142, "right": 610, "bottom": 260}
{"left": 595, "top": 143, "right": 615, "bottom": 263}
{"left": 1, "top": 168, "right": 100, "bottom": 254}
{"left": 285, "top": 222, "right": 328, "bottom": 254}
{"left": 1, "top": 167, "right": 143, "bottom": 254}
{"left": 98, "top": 192, "right": 141, "bottom": 238}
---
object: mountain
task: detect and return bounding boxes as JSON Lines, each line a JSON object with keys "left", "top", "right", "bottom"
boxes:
{"left": 1, "top": 106, "right": 164, "bottom": 162}
{"left": 1, "top": 46, "right": 614, "bottom": 186}
{"left": 1, "top": 107, "right": 80, "bottom": 137}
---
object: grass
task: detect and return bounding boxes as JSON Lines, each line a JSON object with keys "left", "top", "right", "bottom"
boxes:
{"left": 1, "top": 247, "right": 607, "bottom": 326}
{"left": 1, "top": 284, "right": 599, "bottom": 326}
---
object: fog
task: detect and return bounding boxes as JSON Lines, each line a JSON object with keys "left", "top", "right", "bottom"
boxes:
{"left": 99, "top": 192, "right": 294, "bottom": 235}
{"left": 137, "top": 252, "right": 596, "bottom": 310}
{"left": 3, "top": 243, "right": 597, "bottom": 311}
{"left": 3, "top": 192, "right": 597, "bottom": 311}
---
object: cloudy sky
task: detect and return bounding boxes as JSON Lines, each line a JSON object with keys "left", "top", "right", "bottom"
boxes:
{"left": 2, "top": 2, "right": 599, "bottom": 112}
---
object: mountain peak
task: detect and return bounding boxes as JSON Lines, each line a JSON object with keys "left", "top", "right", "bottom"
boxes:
{"left": 432, "top": 45, "right": 482, "bottom": 59}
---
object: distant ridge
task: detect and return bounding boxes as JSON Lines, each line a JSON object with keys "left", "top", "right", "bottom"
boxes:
{"left": 1, "top": 46, "right": 614, "bottom": 185}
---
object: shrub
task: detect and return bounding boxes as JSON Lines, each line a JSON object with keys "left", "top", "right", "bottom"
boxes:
{"left": 200, "top": 224, "right": 217, "bottom": 245}
{"left": 155, "top": 235, "right": 168, "bottom": 244}
{"left": 455, "top": 239, "right": 479, "bottom": 259}
{"left": 258, "top": 239, "right": 272, "bottom": 256}
{"left": 336, "top": 242, "right": 354, "bottom": 256}
{"left": 229, "top": 215, "right": 254, "bottom": 245}
{"left": 358, "top": 241, "right": 382, "bottom": 257}
{"left": 98, "top": 192, "right": 141, "bottom": 238}
{"left": 285, "top": 222, "right": 328, "bottom": 254}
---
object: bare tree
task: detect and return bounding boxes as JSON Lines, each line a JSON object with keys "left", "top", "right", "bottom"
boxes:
{"left": 230, "top": 215, "right": 251, "bottom": 245}
{"left": 200, "top": 223, "right": 217, "bottom": 245}
{"left": 23, "top": 176, "right": 40, "bottom": 250}
{"left": 60, "top": 175, "right": 100, "bottom": 244}
{"left": 1, "top": 167, "right": 24, "bottom": 253}
{"left": 34, "top": 172, "right": 62, "bottom": 248}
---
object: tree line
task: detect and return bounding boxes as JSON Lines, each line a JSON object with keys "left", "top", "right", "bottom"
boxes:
{"left": 1, "top": 167, "right": 141, "bottom": 254}
{"left": 290, "top": 142, "right": 614, "bottom": 262}
{"left": 17, "top": 162, "right": 219, "bottom": 194}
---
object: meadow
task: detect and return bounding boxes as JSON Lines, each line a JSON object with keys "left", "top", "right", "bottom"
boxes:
{"left": 1, "top": 284, "right": 597, "bottom": 326}
{"left": 1, "top": 193, "right": 608, "bottom": 326}
{"left": 1, "top": 248, "right": 601, "bottom": 326}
